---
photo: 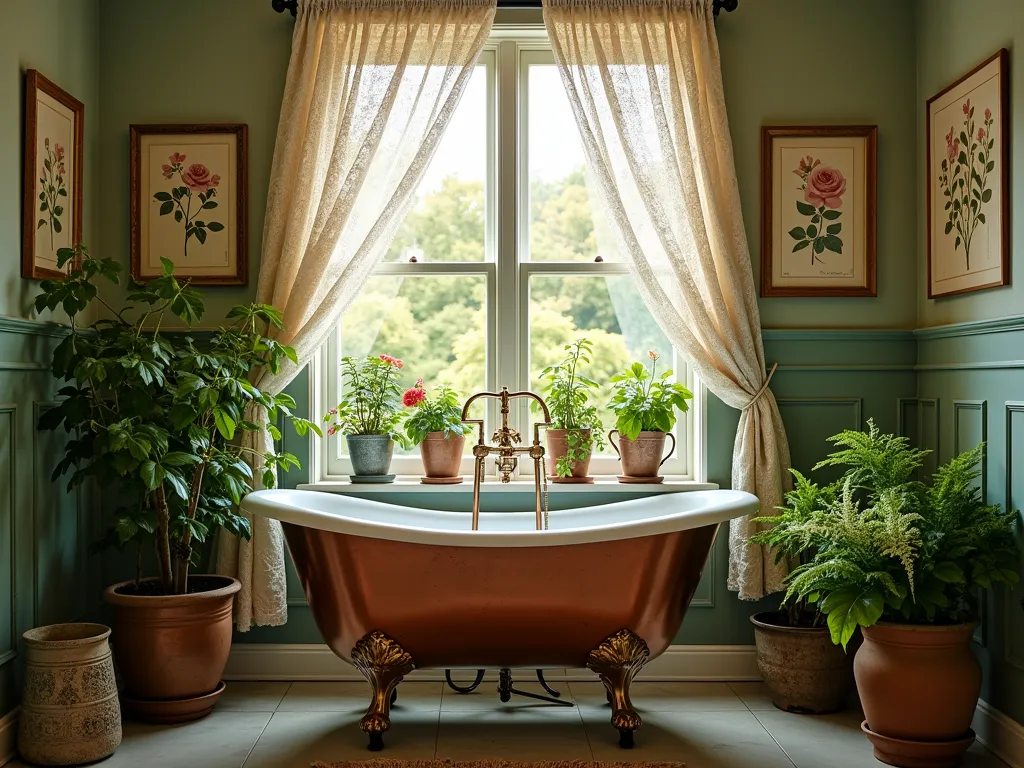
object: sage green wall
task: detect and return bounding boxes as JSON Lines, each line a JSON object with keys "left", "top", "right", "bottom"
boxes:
{"left": 916, "top": 0, "right": 1024, "bottom": 326}
{"left": 0, "top": 0, "right": 99, "bottom": 322}
{"left": 0, "top": 0, "right": 100, "bottom": 722}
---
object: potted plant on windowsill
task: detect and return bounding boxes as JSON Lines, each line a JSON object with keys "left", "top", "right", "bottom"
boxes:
{"left": 607, "top": 351, "right": 692, "bottom": 483}
{"left": 538, "top": 338, "right": 605, "bottom": 484}
{"left": 754, "top": 421, "right": 1019, "bottom": 767}
{"left": 325, "top": 354, "right": 407, "bottom": 483}
{"left": 37, "top": 246, "right": 318, "bottom": 723}
{"left": 403, "top": 381, "right": 472, "bottom": 484}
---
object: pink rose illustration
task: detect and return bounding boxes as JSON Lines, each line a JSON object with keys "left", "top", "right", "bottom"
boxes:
{"left": 963, "top": 99, "right": 971, "bottom": 115}
{"left": 804, "top": 166, "right": 847, "bottom": 209}
{"left": 161, "top": 164, "right": 174, "bottom": 179}
{"left": 181, "top": 163, "right": 221, "bottom": 194}
{"left": 978, "top": 127, "right": 986, "bottom": 140}
{"left": 985, "top": 108, "right": 992, "bottom": 121}
{"left": 171, "top": 152, "right": 187, "bottom": 164}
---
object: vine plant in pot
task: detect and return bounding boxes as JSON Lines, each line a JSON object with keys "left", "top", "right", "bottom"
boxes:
{"left": 607, "top": 351, "right": 692, "bottom": 483}
{"left": 403, "top": 381, "right": 472, "bottom": 484}
{"left": 38, "top": 246, "right": 318, "bottom": 723}
{"left": 325, "top": 354, "right": 407, "bottom": 483}
{"left": 538, "top": 339, "right": 605, "bottom": 483}
{"left": 754, "top": 421, "right": 1019, "bottom": 767}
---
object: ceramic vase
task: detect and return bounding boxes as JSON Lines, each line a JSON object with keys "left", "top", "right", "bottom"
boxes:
{"left": 855, "top": 622, "right": 980, "bottom": 767}
{"left": 545, "top": 428, "right": 594, "bottom": 483}
{"left": 420, "top": 432, "right": 465, "bottom": 482}
{"left": 104, "top": 575, "right": 240, "bottom": 723}
{"left": 18, "top": 623, "right": 121, "bottom": 766}
{"left": 609, "top": 430, "right": 675, "bottom": 482}
{"left": 346, "top": 434, "right": 395, "bottom": 479}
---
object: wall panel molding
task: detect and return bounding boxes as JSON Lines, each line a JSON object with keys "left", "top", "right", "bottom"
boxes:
{"left": 915, "top": 315, "right": 1024, "bottom": 340}
{"left": 897, "top": 397, "right": 918, "bottom": 440}
{"left": 1005, "top": 403, "right": 1024, "bottom": 672}
{"left": 0, "top": 406, "right": 15, "bottom": 670}
{"left": 775, "top": 397, "right": 863, "bottom": 427}
{"left": 953, "top": 400, "right": 988, "bottom": 500}
{"left": 918, "top": 399, "right": 940, "bottom": 474}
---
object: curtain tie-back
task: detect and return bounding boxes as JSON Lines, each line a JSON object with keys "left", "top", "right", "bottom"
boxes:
{"left": 743, "top": 362, "right": 778, "bottom": 411}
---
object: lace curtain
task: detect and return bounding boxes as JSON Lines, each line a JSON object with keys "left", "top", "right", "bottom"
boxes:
{"left": 543, "top": 0, "right": 792, "bottom": 598}
{"left": 216, "top": 0, "right": 495, "bottom": 630}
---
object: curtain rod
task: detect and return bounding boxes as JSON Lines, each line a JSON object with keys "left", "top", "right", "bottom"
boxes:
{"left": 272, "top": 0, "right": 737, "bottom": 15}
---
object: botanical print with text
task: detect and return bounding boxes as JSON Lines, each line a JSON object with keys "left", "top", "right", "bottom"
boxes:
{"left": 37, "top": 137, "right": 66, "bottom": 251}
{"left": 939, "top": 98, "right": 994, "bottom": 270}
{"left": 788, "top": 156, "right": 845, "bottom": 264}
{"left": 153, "top": 153, "right": 224, "bottom": 258}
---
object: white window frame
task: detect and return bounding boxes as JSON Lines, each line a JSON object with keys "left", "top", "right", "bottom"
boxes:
{"left": 315, "top": 34, "right": 703, "bottom": 482}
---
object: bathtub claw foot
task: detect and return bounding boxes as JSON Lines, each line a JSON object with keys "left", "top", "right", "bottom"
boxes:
{"left": 587, "top": 628, "right": 650, "bottom": 748}
{"left": 351, "top": 631, "right": 415, "bottom": 749}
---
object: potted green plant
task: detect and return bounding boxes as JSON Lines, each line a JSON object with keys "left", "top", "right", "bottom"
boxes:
{"left": 37, "top": 246, "right": 318, "bottom": 723}
{"left": 607, "top": 350, "right": 692, "bottom": 482}
{"left": 538, "top": 339, "right": 605, "bottom": 483}
{"left": 325, "top": 354, "right": 407, "bottom": 482}
{"left": 403, "top": 381, "right": 472, "bottom": 484}
{"left": 754, "top": 421, "right": 1019, "bottom": 767}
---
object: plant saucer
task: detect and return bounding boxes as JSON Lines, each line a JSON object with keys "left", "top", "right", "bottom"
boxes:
{"left": 349, "top": 474, "right": 396, "bottom": 484}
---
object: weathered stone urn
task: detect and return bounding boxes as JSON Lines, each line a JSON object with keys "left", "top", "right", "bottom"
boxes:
{"left": 18, "top": 623, "right": 121, "bottom": 766}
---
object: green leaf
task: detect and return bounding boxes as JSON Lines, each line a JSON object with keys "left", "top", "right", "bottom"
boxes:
{"left": 814, "top": 238, "right": 825, "bottom": 254}
{"left": 933, "top": 561, "right": 965, "bottom": 584}
{"left": 796, "top": 200, "right": 816, "bottom": 216}
{"left": 203, "top": 201, "right": 218, "bottom": 210}
{"left": 945, "top": 221, "right": 953, "bottom": 235}
{"left": 52, "top": 218, "right": 62, "bottom": 234}
{"left": 160, "top": 257, "right": 175, "bottom": 277}
{"left": 162, "top": 451, "right": 196, "bottom": 467}
{"left": 174, "top": 210, "right": 183, "bottom": 223}
{"left": 153, "top": 191, "right": 173, "bottom": 201}
{"left": 823, "top": 235, "right": 843, "bottom": 254}
{"left": 821, "top": 587, "right": 885, "bottom": 649}
{"left": 207, "top": 221, "right": 225, "bottom": 232}
{"left": 787, "top": 227, "right": 806, "bottom": 241}
{"left": 213, "top": 408, "right": 236, "bottom": 440}
{"left": 806, "top": 224, "right": 818, "bottom": 238}
{"left": 982, "top": 188, "right": 993, "bottom": 203}
{"left": 195, "top": 228, "right": 207, "bottom": 245}
{"left": 140, "top": 460, "right": 163, "bottom": 490}
{"left": 822, "top": 209, "right": 842, "bottom": 220}
{"left": 158, "top": 200, "right": 174, "bottom": 216}
{"left": 826, "top": 223, "right": 842, "bottom": 235}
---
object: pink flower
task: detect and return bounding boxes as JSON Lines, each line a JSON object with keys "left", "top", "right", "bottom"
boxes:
{"left": 328, "top": 407, "right": 338, "bottom": 415}
{"left": 327, "top": 425, "right": 337, "bottom": 436}
{"left": 415, "top": 378, "right": 424, "bottom": 388}
{"left": 963, "top": 99, "right": 971, "bottom": 115}
{"left": 403, "top": 387, "right": 427, "bottom": 407}
{"left": 54, "top": 144, "right": 64, "bottom": 161}
{"left": 170, "top": 152, "right": 186, "bottom": 164}
{"left": 985, "top": 108, "right": 992, "bottom": 121}
{"left": 378, "top": 354, "right": 403, "bottom": 369}
{"left": 978, "top": 127, "right": 986, "bottom": 140}
{"left": 792, "top": 155, "right": 821, "bottom": 180}
{"left": 648, "top": 350, "right": 660, "bottom": 361}
{"left": 181, "top": 163, "right": 220, "bottom": 194}
{"left": 804, "top": 166, "right": 847, "bottom": 209}
{"left": 161, "top": 164, "right": 174, "bottom": 179}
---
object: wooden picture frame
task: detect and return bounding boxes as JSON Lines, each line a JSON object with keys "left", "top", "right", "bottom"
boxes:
{"left": 760, "top": 125, "right": 877, "bottom": 298}
{"left": 926, "top": 49, "right": 1009, "bottom": 299}
{"left": 130, "top": 123, "right": 248, "bottom": 286}
{"left": 22, "top": 70, "right": 85, "bottom": 280}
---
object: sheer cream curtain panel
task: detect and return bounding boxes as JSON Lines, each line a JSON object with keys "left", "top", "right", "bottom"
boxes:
{"left": 543, "top": 0, "right": 792, "bottom": 599}
{"left": 216, "top": 0, "right": 495, "bottom": 630}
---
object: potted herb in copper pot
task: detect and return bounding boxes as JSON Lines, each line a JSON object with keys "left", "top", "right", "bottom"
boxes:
{"left": 403, "top": 382, "right": 472, "bottom": 484}
{"left": 756, "top": 421, "right": 1019, "bottom": 767}
{"left": 37, "top": 246, "right": 319, "bottom": 724}
{"left": 324, "top": 355, "right": 407, "bottom": 483}
{"left": 607, "top": 351, "right": 692, "bottom": 483}
{"left": 538, "top": 339, "right": 605, "bottom": 483}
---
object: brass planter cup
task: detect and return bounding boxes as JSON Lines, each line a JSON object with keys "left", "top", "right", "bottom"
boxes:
{"left": 609, "top": 430, "right": 675, "bottom": 483}
{"left": 545, "top": 428, "right": 594, "bottom": 484}
{"left": 420, "top": 432, "right": 464, "bottom": 484}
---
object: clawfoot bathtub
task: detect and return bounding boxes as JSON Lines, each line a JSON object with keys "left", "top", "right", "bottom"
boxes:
{"left": 241, "top": 488, "right": 759, "bottom": 750}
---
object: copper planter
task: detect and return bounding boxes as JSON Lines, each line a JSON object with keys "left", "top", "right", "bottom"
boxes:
{"left": 103, "top": 575, "right": 240, "bottom": 723}
{"left": 545, "top": 428, "right": 593, "bottom": 483}
{"left": 420, "top": 432, "right": 464, "bottom": 481}
{"left": 609, "top": 430, "right": 675, "bottom": 480}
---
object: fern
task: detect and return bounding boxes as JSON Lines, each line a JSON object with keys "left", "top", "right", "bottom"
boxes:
{"left": 814, "top": 418, "right": 928, "bottom": 501}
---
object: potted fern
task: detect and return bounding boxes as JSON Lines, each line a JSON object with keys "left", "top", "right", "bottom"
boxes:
{"left": 754, "top": 421, "right": 1019, "bottom": 766}
{"left": 403, "top": 381, "right": 472, "bottom": 483}
{"left": 607, "top": 351, "right": 692, "bottom": 482}
{"left": 38, "top": 246, "right": 318, "bottom": 722}
{"left": 538, "top": 339, "right": 605, "bottom": 483}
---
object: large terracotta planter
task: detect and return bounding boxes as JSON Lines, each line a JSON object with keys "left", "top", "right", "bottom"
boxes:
{"left": 545, "top": 428, "right": 593, "bottom": 484}
{"left": 104, "top": 575, "right": 240, "bottom": 724}
{"left": 609, "top": 430, "right": 675, "bottom": 481}
{"left": 18, "top": 623, "right": 121, "bottom": 766}
{"left": 420, "top": 432, "right": 465, "bottom": 482}
{"left": 855, "top": 622, "right": 980, "bottom": 767}
{"left": 750, "top": 611, "right": 853, "bottom": 714}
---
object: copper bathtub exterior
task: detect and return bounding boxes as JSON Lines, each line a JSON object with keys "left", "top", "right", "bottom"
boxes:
{"left": 282, "top": 521, "right": 719, "bottom": 669}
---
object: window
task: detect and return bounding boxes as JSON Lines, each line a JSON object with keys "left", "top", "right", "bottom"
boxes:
{"left": 317, "top": 34, "right": 701, "bottom": 480}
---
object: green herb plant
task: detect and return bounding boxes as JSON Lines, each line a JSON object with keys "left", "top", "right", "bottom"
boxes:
{"left": 403, "top": 383, "right": 472, "bottom": 445}
{"left": 538, "top": 339, "right": 605, "bottom": 478}
{"left": 38, "top": 245, "right": 320, "bottom": 595}
{"left": 324, "top": 355, "right": 408, "bottom": 446}
{"left": 753, "top": 420, "right": 1019, "bottom": 649}
{"left": 608, "top": 350, "right": 693, "bottom": 440}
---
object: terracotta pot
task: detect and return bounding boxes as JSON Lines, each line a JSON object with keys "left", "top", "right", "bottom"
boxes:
{"left": 420, "top": 432, "right": 465, "bottom": 479}
{"left": 103, "top": 575, "right": 240, "bottom": 723}
{"left": 750, "top": 611, "right": 853, "bottom": 714}
{"left": 609, "top": 430, "right": 675, "bottom": 478}
{"left": 545, "top": 428, "right": 593, "bottom": 483}
{"left": 855, "top": 622, "right": 980, "bottom": 765}
{"left": 18, "top": 623, "right": 121, "bottom": 766}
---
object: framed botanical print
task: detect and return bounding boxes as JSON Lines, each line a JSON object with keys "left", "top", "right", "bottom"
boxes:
{"left": 22, "top": 70, "right": 84, "bottom": 280}
{"left": 760, "top": 125, "right": 877, "bottom": 298}
{"left": 130, "top": 124, "right": 248, "bottom": 285}
{"left": 927, "top": 49, "right": 1009, "bottom": 298}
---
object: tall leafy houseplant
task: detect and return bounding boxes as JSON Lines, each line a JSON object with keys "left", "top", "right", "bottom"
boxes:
{"left": 538, "top": 339, "right": 605, "bottom": 479}
{"left": 403, "top": 382, "right": 472, "bottom": 481}
{"left": 38, "top": 246, "right": 319, "bottom": 595}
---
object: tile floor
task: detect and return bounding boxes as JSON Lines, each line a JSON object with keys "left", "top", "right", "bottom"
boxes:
{"left": 9, "top": 679, "right": 1011, "bottom": 768}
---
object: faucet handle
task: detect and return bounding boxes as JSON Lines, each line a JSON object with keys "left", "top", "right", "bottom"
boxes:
{"left": 496, "top": 455, "right": 517, "bottom": 483}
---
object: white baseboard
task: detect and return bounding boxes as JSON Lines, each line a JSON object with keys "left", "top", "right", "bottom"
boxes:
{"left": 0, "top": 707, "right": 19, "bottom": 767}
{"left": 223, "top": 643, "right": 761, "bottom": 682}
{"left": 974, "top": 699, "right": 1024, "bottom": 768}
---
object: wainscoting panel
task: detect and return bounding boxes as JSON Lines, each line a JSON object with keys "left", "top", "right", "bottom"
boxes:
{"left": 1005, "top": 403, "right": 1024, "bottom": 673}
{"left": 776, "top": 397, "right": 862, "bottom": 484}
{"left": 954, "top": 400, "right": 988, "bottom": 499}
{"left": 919, "top": 398, "right": 940, "bottom": 473}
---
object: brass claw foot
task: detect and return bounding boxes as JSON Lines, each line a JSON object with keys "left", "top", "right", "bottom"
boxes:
{"left": 587, "top": 628, "right": 650, "bottom": 750}
{"left": 351, "top": 631, "right": 415, "bottom": 751}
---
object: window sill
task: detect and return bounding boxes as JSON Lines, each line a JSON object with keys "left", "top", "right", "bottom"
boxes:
{"left": 297, "top": 477, "right": 718, "bottom": 494}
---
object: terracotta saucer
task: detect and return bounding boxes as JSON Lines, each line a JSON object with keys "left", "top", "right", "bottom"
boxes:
{"left": 551, "top": 476, "right": 595, "bottom": 484}
{"left": 122, "top": 680, "right": 227, "bottom": 724}
{"left": 860, "top": 721, "right": 975, "bottom": 768}
{"left": 420, "top": 476, "right": 464, "bottom": 485}
{"left": 617, "top": 475, "right": 664, "bottom": 484}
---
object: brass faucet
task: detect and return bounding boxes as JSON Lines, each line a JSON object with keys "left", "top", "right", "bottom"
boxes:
{"left": 461, "top": 387, "right": 551, "bottom": 532}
